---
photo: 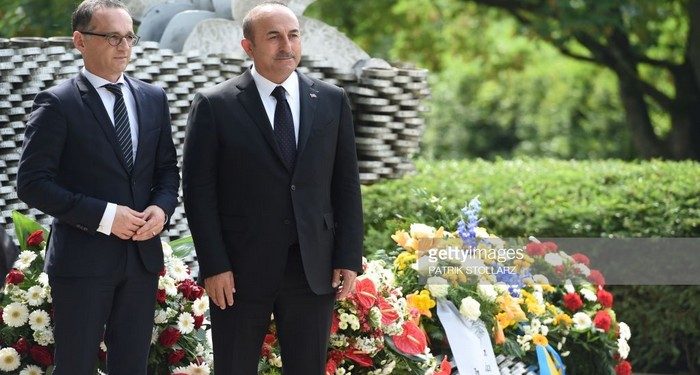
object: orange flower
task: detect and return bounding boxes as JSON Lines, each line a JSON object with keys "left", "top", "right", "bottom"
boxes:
{"left": 406, "top": 290, "right": 436, "bottom": 318}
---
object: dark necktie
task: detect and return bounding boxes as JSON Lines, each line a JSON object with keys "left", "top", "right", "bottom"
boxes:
{"left": 103, "top": 83, "right": 134, "bottom": 171}
{"left": 271, "top": 86, "right": 296, "bottom": 170}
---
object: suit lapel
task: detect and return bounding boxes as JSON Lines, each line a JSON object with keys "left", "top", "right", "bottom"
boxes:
{"left": 296, "top": 72, "right": 318, "bottom": 159}
{"left": 76, "top": 73, "right": 131, "bottom": 174}
{"left": 236, "top": 70, "right": 290, "bottom": 171}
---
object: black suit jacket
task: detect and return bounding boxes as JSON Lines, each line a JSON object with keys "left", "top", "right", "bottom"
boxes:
{"left": 17, "top": 73, "right": 180, "bottom": 277}
{"left": 183, "top": 69, "right": 363, "bottom": 296}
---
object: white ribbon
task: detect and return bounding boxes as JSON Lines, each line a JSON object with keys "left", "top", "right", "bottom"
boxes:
{"left": 436, "top": 298, "right": 499, "bottom": 375}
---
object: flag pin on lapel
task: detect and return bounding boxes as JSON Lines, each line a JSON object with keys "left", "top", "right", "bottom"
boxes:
{"left": 310, "top": 93, "right": 317, "bottom": 98}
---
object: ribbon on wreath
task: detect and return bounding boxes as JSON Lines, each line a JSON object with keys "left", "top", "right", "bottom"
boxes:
{"left": 535, "top": 344, "right": 566, "bottom": 375}
{"left": 435, "top": 298, "right": 499, "bottom": 374}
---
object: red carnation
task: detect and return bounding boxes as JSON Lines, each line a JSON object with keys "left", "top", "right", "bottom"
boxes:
{"left": 168, "top": 349, "right": 186, "bottom": 365}
{"left": 571, "top": 253, "right": 590, "bottom": 266}
{"left": 156, "top": 289, "right": 166, "bottom": 304}
{"left": 158, "top": 326, "right": 181, "bottom": 347}
{"left": 615, "top": 360, "right": 632, "bottom": 375}
{"left": 5, "top": 268, "right": 24, "bottom": 285}
{"left": 30, "top": 345, "right": 54, "bottom": 366}
{"left": 542, "top": 241, "right": 558, "bottom": 253}
{"left": 194, "top": 314, "right": 204, "bottom": 329}
{"left": 525, "top": 242, "right": 546, "bottom": 257}
{"left": 12, "top": 338, "right": 29, "bottom": 355}
{"left": 593, "top": 310, "right": 612, "bottom": 332}
{"left": 597, "top": 288, "right": 614, "bottom": 308}
{"left": 189, "top": 285, "right": 205, "bottom": 300}
{"left": 588, "top": 269, "right": 606, "bottom": 286}
{"left": 27, "top": 230, "right": 44, "bottom": 246}
{"left": 563, "top": 292, "right": 584, "bottom": 312}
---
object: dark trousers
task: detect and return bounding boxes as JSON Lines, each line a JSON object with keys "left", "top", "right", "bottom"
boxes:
{"left": 49, "top": 243, "right": 158, "bottom": 375}
{"left": 210, "top": 245, "right": 335, "bottom": 375}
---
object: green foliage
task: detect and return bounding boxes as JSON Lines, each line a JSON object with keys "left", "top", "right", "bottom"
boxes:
{"left": 11, "top": 211, "right": 48, "bottom": 251}
{"left": 362, "top": 159, "right": 700, "bottom": 372}
{"left": 0, "top": 0, "right": 77, "bottom": 37}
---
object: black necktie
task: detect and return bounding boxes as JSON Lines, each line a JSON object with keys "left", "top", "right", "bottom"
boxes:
{"left": 271, "top": 86, "right": 296, "bottom": 170}
{"left": 103, "top": 83, "right": 134, "bottom": 171}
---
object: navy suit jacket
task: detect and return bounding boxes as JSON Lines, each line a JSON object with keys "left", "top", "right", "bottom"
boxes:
{"left": 183, "top": 69, "right": 363, "bottom": 297}
{"left": 17, "top": 73, "right": 180, "bottom": 277}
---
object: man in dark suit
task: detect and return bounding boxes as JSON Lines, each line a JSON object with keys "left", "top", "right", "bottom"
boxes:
{"left": 16, "top": 1, "right": 179, "bottom": 374}
{"left": 182, "top": 2, "right": 364, "bottom": 374}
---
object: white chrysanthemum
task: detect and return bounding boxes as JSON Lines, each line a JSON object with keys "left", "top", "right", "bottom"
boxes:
{"left": 168, "top": 258, "right": 190, "bottom": 281}
{"left": 544, "top": 253, "right": 564, "bottom": 266}
{"left": 192, "top": 297, "right": 209, "bottom": 316}
{"left": 617, "top": 338, "right": 630, "bottom": 359}
{"left": 28, "top": 309, "right": 50, "bottom": 331}
{"left": 171, "top": 366, "right": 190, "bottom": 375}
{"left": 477, "top": 284, "right": 498, "bottom": 302}
{"left": 151, "top": 327, "right": 159, "bottom": 345}
{"left": 3, "top": 302, "right": 29, "bottom": 327}
{"left": 33, "top": 328, "right": 54, "bottom": 346}
{"left": 9, "top": 287, "right": 27, "bottom": 303}
{"left": 19, "top": 364, "right": 44, "bottom": 375}
{"left": 26, "top": 285, "right": 45, "bottom": 306}
{"left": 459, "top": 296, "right": 481, "bottom": 321}
{"left": 572, "top": 312, "right": 592, "bottom": 331}
{"left": 580, "top": 287, "right": 597, "bottom": 302}
{"left": 15, "top": 250, "right": 38, "bottom": 270}
{"left": 0, "top": 347, "right": 21, "bottom": 372}
{"left": 177, "top": 312, "right": 195, "bottom": 334}
{"left": 195, "top": 343, "right": 206, "bottom": 356}
{"left": 161, "top": 241, "right": 173, "bottom": 257}
{"left": 187, "top": 363, "right": 211, "bottom": 375}
{"left": 329, "top": 334, "right": 349, "bottom": 348}
{"left": 154, "top": 309, "right": 168, "bottom": 324}
{"left": 158, "top": 276, "right": 178, "bottom": 296}
{"left": 426, "top": 277, "right": 449, "bottom": 298}
{"left": 619, "top": 321, "right": 632, "bottom": 340}
{"left": 36, "top": 273, "right": 49, "bottom": 287}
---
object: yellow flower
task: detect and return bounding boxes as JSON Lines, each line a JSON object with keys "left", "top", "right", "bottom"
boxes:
{"left": 407, "top": 290, "right": 436, "bottom": 318}
{"left": 522, "top": 290, "right": 545, "bottom": 316}
{"left": 541, "top": 284, "right": 556, "bottom": 293}
{"left": 532, "top": 334, "right": 548, "bottom": 346}
{"left": 554, "top": 313, "right": 573, "bottom": 327}
{"left": 394, "top": 251, "right": 417, "bottom": 271}
{"left": 496, "top": 294, "right": 527, "bottom": 328}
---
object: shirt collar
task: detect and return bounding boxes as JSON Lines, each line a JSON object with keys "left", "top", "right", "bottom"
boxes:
{"left": 82, "top": 67, "right": 126, "bottom": 89}
{"left": 251, "top": 66, "right": 299, "bottom": 101}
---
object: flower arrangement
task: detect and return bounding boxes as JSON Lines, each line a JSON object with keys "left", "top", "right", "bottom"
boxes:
{"left": 259, "top": 258, "right": 452, "bottom": 375}
{"left": 0, "top": 212, "right": 213, "bottom": 375}
{"left": 388, "top": 198, "right": 633, "bottom": 374}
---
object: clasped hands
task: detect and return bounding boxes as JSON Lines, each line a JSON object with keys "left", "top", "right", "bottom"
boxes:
{"left": 111, "top": 204, "right": 166, "bottom": 241}
{"left": 205, "top": 268, "right": 358, "bottom": 310}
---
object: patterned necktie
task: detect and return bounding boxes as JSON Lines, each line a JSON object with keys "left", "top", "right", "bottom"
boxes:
{"left": 103, "top": 83, "right": 134, "bottom": 171}
{"left": 271, "top": 86, "right": 296, "bottom": 170}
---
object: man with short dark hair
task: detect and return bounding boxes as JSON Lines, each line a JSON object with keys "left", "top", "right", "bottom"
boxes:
{"left": 183, "top": 2, "right": 364, "bottom": 374}
{"left": 17, "top": 0, "right": 179, "bottom": 373}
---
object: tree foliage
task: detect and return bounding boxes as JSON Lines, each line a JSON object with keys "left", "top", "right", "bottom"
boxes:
{"left": 0, "top": 0, "right": 77, "bottom": 38}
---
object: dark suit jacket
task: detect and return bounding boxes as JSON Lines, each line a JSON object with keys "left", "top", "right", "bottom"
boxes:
{"left": 17, "top": 73, "right": 180, "bottom": 277}
{"left": 183, "top": 69, "right": 363, "bottom": 296}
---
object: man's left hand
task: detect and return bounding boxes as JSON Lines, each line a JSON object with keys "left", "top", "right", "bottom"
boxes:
{"left": 132, "top": 205, "right": 166, "bottom": 241}
{"left": 332, "top": 268, "right": 357, "bottom": 300}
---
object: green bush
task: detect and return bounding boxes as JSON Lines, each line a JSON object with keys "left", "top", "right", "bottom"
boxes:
{"left": 361, "top": 158, "right": 700, "bottom": 373}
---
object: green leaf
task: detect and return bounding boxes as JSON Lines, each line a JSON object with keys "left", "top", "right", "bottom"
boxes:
{"left": 169, "top": 235, "right": 195, "bottom": 259}
{"left": 11, "top": 210, "right": 48, "bottom": 251}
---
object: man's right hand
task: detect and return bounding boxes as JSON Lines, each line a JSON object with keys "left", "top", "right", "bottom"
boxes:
{"left": 204, "top": 271, "right": 235, "bottom": 310}
{"left": 111, "top": 205, "right": 146, "bottom": 240}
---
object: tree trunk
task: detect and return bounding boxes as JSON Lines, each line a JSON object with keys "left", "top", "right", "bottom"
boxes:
{"left": 668, "top": 61, "right": 700, "bottom": 160}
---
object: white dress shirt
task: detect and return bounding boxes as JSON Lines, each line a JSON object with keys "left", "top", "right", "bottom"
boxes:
{"left": 81, "top": 67, "right": 139, "bottom": 235}
{"left": 250, "top": 66, "right": 301, "bottom": 144}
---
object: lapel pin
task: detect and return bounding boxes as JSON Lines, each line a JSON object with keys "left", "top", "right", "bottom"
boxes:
{"left": 310, "top": 93, "right": 317, "bottom": 98}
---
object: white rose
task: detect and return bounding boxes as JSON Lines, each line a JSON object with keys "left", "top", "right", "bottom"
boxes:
{"left": 477, "top": 284, "right": 498, "bottom": 302}
{"left": 618, "top": 321, "right": 632, "bottom": 340}
{"left": 426, "top": 277, "right": 449, "bottom": 298}
{"left": 459, "top": 297, "right": 481, "bottom": 321}
{"left": 617, "top": 338, "right": 630, "bottom": 359}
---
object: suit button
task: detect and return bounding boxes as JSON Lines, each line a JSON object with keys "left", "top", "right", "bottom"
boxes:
{"left": 290, "top": 185, "right": 296, "bottom": 191}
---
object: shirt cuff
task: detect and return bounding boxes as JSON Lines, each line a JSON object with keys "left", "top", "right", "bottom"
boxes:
{"left": 97, "top": 203, "right": 117, "bottom": 235}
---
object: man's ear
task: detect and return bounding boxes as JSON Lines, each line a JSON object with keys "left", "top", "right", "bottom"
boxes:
{"left": 241, "top": 38, "right": 254, "bottom": 57}
{"left": 73, "top": 31, "right": 85, "bottom": 52}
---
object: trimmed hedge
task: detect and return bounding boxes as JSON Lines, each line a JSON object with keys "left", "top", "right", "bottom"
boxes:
{"left": 361, "top": 158, "right": 700, "bottom": 373}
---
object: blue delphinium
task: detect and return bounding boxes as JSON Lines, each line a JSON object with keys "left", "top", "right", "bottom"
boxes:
{"left": 496, "top": 269, "right": 532, "bottom": 298}
{"left": 457, "top": 196, "right": 481, "bottom": 249}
